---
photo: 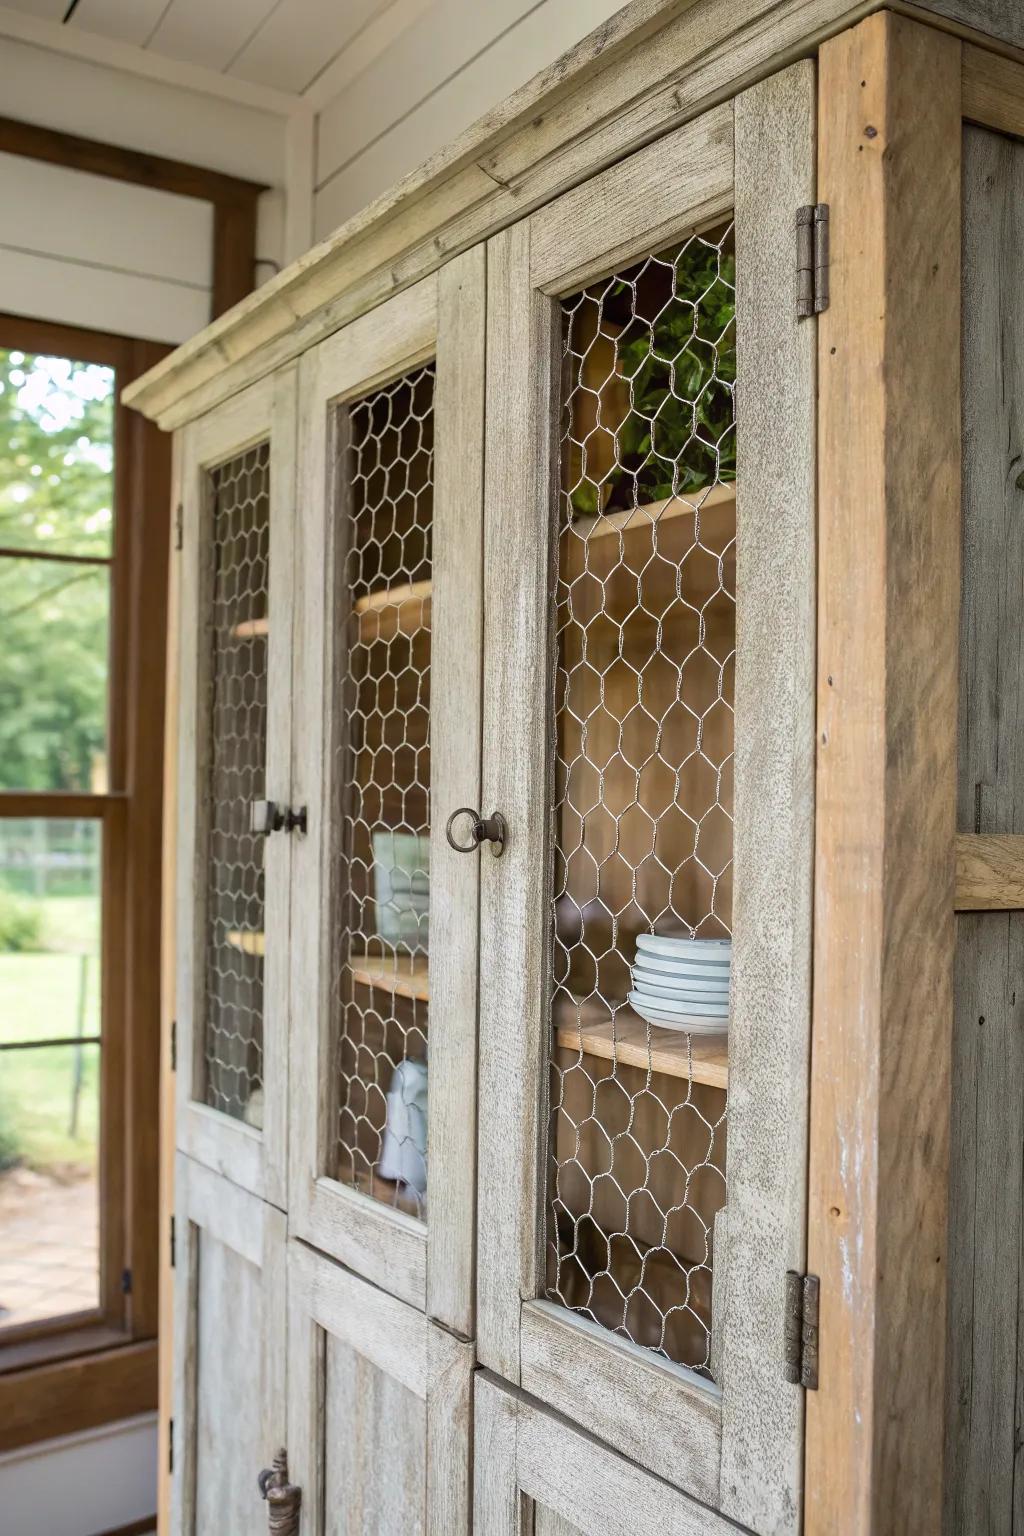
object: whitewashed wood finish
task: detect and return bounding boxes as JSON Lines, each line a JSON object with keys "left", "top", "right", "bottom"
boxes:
{"left": 477, "top": 214, "right": 556, "bottom": 1384}
{"left": 944, "top": 124, "right": 1024, "bottom": 1536}
{"left": 529, "top": 102, "right": 734, "bottom": 295}
{"left": 176, "top": 368, "right": 296, "bottom": 1208}
{"left": 426, "top": 245, "right": 487, "bottom": 1336}
{"left": 286, "top": 1240, "right": 474, "bottom": 1535}
{"left": 479, "top": 103, "right": 818, "bottom": 1512}
{"left": 288, "top": 266, "right": 485, "bottom": 1321}
{"left": 718, "top": 61, "right": 817, "bottom": 1535}
{"left": 473, "top": 1375, "right": 742, "bottom": 1536}
{"left": 171, "top": 1154, "right": 287, "bottom": 1536}
{"left": 520, "top": 1302, "right": 722, "bottom": 1503}
{"left": 124, "top": 0, "right": 892, "bottom": 430}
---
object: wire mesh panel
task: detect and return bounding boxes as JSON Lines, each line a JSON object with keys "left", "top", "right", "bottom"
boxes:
{"left": 332, "top": 366, "right": 435, "bottom": 1220}
{"left": 202, "top": 442, "right": 270, "bottom": 1127}
{"left": 547, "top": 225, "right": 736, "bottom": 1374}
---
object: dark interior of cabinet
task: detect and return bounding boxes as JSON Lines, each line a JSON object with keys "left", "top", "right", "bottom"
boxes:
{"left": 546, "top": 229, "right": 735, "bottom": 1374}
{"left": 332, "top": 367, "right": 434, "bottom": 1220}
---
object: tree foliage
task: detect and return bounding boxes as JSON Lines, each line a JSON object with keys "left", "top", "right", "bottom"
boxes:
{"left": 0, "top": 349, "right": 114, "bottom": 792}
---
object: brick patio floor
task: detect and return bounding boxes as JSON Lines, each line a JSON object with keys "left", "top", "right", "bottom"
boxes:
{"left": 0, "top": 1166, "right": 98, "bottom": 1329}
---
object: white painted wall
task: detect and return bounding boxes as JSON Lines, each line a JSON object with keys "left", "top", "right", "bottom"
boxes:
{"left": 0, "top": 33, "right": 288, "bottom": 342}
{"left": 312, "top": 0, "right": 628, "bottom": 240}
{"left": 0, "top": 1412, "right": 158, "bottom": 1536}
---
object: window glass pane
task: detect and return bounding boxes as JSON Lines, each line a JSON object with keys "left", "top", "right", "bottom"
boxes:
{"left": 0, "top": 817, "right": 102, "bottom": 1330}
{"left": 0, "top": 1041, "right": 100, "bottom": 1330}
{"left": 0, "top": 349, "right": 114, "bottom": 558}
{"left": 0, "top": 555, "right": 110, "bottom": 792}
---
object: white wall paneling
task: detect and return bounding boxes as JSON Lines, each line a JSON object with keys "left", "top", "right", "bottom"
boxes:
{"left": 0, "top": 1413, "right": 157, "bottom": 1536}
{"left": 312, "top": 0, "right": 627, "bottom": 238}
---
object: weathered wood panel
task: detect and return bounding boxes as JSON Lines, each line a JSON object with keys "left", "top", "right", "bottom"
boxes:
{"left": 806, "top": 14, "right": 961, "bottom": 1536}
{"left": 945, "top": 124, "right": 1024, "bottom": 1536}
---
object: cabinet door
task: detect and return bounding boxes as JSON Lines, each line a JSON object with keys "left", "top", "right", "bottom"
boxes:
{"left": 287, "top": 1239, "right": 473, "bottom": 1535}
{"left": 477, "top": 66, "right": 816, "bottom": 1532}
{"left": 475, "top": 1376, "right": 740, "bottom": 1536}
{"left": 176, "top": 369, "right": 297, "bottom": 1205}
{"left": 289, "top": 253, "right": 485, "bottom": 1330}
{"left": 171, "top": 1154, "right": 287, "bottom": 1536}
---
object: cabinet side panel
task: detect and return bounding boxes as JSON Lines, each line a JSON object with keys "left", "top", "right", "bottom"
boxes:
{"left": 324, "top": 1335, "right": 427, "bottom": 1536}
{"left": 194, "top": 1231, "right": 266, "bottom": 1531}
{"left": 944, "top": 124, "right": 1024, "bottom": 1536}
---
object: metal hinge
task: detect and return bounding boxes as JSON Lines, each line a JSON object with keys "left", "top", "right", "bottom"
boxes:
{"left": 170, "top": 1017, "right": 177, "bottom": 1072}
{"left": 796, "top": 204, "right": 829, "bottom": 317}
{"left": 121, "top": 1267, "right": 133, "bottom": 1295}
{"left": 174, "top": 501, "right": 184, "bottom": 551}
{"left": 168, "top": 1418, "right": 174, "bottom": 1475}
{"left": 169, "top": 1214, "right": 176, "bottom": 1269}
{"left": 783, "top": 1270, "right": 820, "bottom": 1389}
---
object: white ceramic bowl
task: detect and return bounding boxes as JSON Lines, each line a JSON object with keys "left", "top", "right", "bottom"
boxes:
{"left": 636, "top": 935, "right": 731, "bottom": 960}
{"left": 631, "top": 950, "right": 730, "bottom": 979}
{"left": 627, "top": 989, "right": 728, "bottom": 1020}
{"left": 631, "top": 975, "right": 730, "bottom": 1004}
{"left": 628, "top": 997, "right": 729, "bottom": 1035}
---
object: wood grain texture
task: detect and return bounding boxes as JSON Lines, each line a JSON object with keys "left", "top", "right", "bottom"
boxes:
{"left": 287, "top": 1240, "right": 472, "bottom": 1535}
{"left": 945, "top": 124, "right": 1024, "bottom": 1535}
{"left": 477, "top": 216, "right": 555, "bottom": 1384}
{"left": 529, "top": 101, "right": 734, "bottom": 295}
{"left": 124, "top": 0, "right": 894, "bottom": 430}
{"left": 172, "top": 1155, "right": 286, "bottom": 1536}
{"left": 963, "top": 44, "right": 1024, "bottom": 138}
{"left": 475, "top": 1372, "right": 740, "bottom": 1536}
{"left": 427, "top": 245, "right": 486, "bottom": 1337}
{"left": 915, "top": 0, "right": 1024, "bottom": 50}
{"left": 519, "top": 1301, "right": 721, "bottom": 1504}
{"left": 955, "top": 833, "right": 1024, "bottom": 908}
{"left": 806, "top": 16, "right": 961, "bottom": 1536}
{"left": 718, "top": 59, "right": 817, "bottom": 1536}
{"left": 0, "top": 1340, "right": 157, "bottom": 1454}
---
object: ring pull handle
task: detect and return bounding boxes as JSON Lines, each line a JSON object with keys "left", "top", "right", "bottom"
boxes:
{"left": 445, "top": 806, "right": 507, "bottom": 858}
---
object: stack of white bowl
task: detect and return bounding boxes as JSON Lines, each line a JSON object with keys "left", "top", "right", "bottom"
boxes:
{"left": 628, "top": 935, "right": 731, "bottom": 1035}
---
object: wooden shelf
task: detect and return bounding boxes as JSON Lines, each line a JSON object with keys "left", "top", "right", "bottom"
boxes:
{"left": 556, "top": 1004, "right": 728, "bottom": 1089}
{"left": 349, "top": 952, "right": 429, "bottom": 1002}
{"left": 230, "top": 617, "right": 268, "bottom": 639}
{"left": 352, "top": 1169, "right": 423, "bottom": 1219}
{"left": 568, "top": 480, "right": 736, "bottom": 544}
{"left": 353, "top": 579, "right": 432, "bottom": 641}
{"left": 226, "top": 929, "right": 265, "bottom": 956}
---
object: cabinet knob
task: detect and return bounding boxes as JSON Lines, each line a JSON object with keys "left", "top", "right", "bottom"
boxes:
{"left": 250, "top": 801, "right": 308, "bottom": 837}
{"left": 258, "top": 1448, "right": 301, "bottom": 1535}
{"left": 445, "top": 806, "right": 507, "bottom": 858}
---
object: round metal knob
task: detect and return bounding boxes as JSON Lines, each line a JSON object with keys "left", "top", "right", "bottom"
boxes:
{"left": 445, "top": 807, "right": 507, "bottom": 858}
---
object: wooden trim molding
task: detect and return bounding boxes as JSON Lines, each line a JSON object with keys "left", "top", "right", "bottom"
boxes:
{"left": 962, "top": 42, "right": 1024, "bottom": 136}
{"left": 0, "top": 1340, "right": 157, "bottom": 1453}
{"left": 955, "top": 834, "right": 1024, "bottom": 909}
{"left": 805, "top": 15, "right": 961, "bottom": 1535}
{"left": 0, "top": 115, "right": 266, "bottom": 319}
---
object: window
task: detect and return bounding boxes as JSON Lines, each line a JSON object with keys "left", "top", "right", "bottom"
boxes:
{"left": 0, "top": 314, "right": 168, "bottom": 1439}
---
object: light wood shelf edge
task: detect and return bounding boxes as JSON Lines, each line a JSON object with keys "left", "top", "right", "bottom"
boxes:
{"left": 230, "top": 616, "right": 268, "bottom": 639}
{"left": 568, "top": 480, "right": 736, "bottom": 543}
{"left": 353, "top": 578, "right": 432, "bottom": 614}
{"left": 348, "top": 952, "right": 430, "bottom": 1002}
{"left": 226, "top": 929, "right": 265, "bottom": 956}
{"left": 556, "top": 1008, "right": 728, "bottom": 1089}
{"left": 955, "top": 833, "right": 1024, "bottom": 911}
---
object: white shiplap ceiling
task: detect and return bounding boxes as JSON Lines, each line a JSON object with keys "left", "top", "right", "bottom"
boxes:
{"left": 0, "top": 0, "right": 398, "bottom": 95}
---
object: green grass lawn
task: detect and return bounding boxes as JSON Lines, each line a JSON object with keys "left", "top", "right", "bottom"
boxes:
{"left": 0, "top": 894, "right": 101, "bottom": 1172}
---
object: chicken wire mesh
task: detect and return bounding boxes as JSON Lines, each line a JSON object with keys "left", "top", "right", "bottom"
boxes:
{"left": 332, "top": 365, "right": 434, "bottom": 1219}
{"left": 546, "top": 225, "right": 736, "bottom": 1374}
{"left": 202, "top": 442, "right": 270, "bottom": 1127}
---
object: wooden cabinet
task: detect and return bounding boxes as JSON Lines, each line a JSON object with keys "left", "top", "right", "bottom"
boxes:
{"left": 126, "top": 4, "right": 1024, "bottom": 1534}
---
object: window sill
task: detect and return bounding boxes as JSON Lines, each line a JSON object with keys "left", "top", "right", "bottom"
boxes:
{"left": 0, "top": 1336, "right": 157, "bottom": 1452}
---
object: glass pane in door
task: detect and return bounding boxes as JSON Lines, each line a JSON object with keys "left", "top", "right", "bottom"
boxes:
{"left": 547, "top": 227, "right": 735, "bottom": 1375}
{"left": 202, "top": 443, "right": 270, "bottom": 1126}
{"left": 333, "top": 366, "right": 434, "bottom": 1219}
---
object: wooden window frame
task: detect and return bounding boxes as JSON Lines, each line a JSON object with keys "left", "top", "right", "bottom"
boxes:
{"left": 0, "top": 115, "right": 267, "bottom": 320}
{"left": 0, "top": 311, "right": 170, "bottom": 1450}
